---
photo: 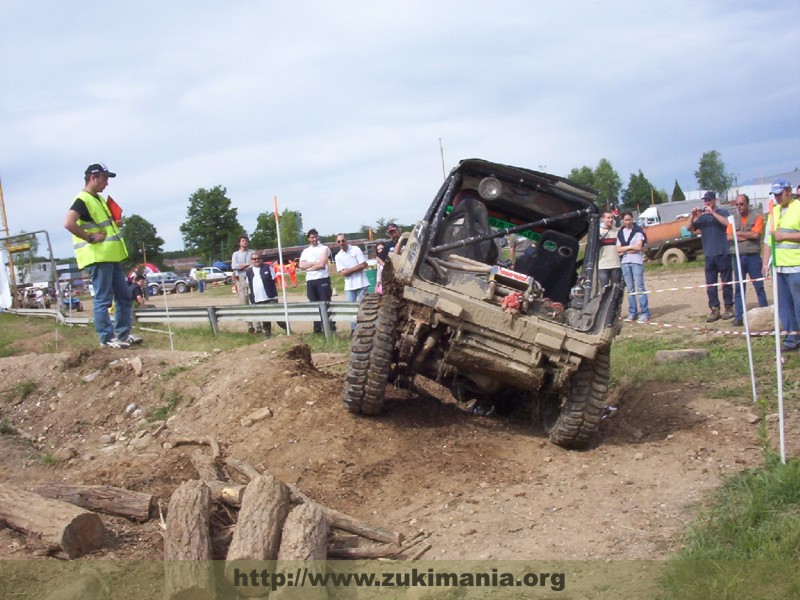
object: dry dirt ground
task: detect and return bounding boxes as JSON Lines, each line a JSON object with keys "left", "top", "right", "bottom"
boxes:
{"left": 0, "top": 267, "right": 794, "bottom": 563}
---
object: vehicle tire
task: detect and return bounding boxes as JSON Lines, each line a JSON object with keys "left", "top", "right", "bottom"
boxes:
{"left": 175, "top": 282, "right": 187, "bottom": 293}
{"left": 148, "top": 284, "right": 159, "bottom": 296}
{"left": 661, "top": 248, "right": 687, "bottom": 266}
{"left": 540, "top": 347, "right": 610, "bottom": 449}
{"left": 343, "top": 294, "right": 400, "bottom": 415}
{"left": 225, "top": 276, "right": 233, "bottom": 285}
{"left": 77, "top": 302, "right": 83, "bottom": 312}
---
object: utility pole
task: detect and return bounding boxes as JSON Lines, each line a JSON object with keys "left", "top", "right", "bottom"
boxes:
{"left": 0, "top": 177, "right": 19, "bottom": 304}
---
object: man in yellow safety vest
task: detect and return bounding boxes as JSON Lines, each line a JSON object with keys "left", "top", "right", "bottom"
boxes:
{"left": 63, "top": 163, "right": 136, "bottom": 349}
{"left": 763, "top": 178, "right": 800, "bottom": 354}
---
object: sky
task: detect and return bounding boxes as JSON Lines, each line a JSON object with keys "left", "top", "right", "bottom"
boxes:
{"left": 1, "top": 0, "right": 799, "bottom": 259}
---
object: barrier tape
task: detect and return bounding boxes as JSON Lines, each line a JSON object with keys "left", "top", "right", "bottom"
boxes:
{"left": 626, "top": 275, "right": 768, "bottom": 296}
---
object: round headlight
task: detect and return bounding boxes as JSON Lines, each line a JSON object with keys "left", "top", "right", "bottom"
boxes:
{"left": 478, "top": 176, "right": 502, "bottom": 201}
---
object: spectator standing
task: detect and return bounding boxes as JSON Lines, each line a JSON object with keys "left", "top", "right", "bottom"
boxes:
{"left": 377, "top": 223, "right": 402, "bottom": 265}
{"left": 598, "top": 211, "right": 621, "bottom": 288}
{"left": 287, "top": 260, "right": 298, "bottom": 288}
{"left": 375, "top": 243, "right": 385, "bottom": 294}
{"left": 63, "top": 163, "right": 134, "bottom": 349}
{"left": 689, "top": 191, "right": 733, "bottom": 322}
{"left": 246, "top": 253, "right": 286, "bottom": 338}
{"left": 299, "top": 228, "right": 334, "bottom": 334}
{"left": 616, "top": 211, "right": 651, "bottom": 324}
{"left": 195, "top": 268, "right": 207, "bottom": 293}
{"left": 727, "top": 194, "right": 768, "bottom": 326}
{"left": 763, "top": 179, "right": 800, "bottom": 354}
{"left": 335, "top": 234, "right": 369, "bottom": 331}
{"left": 231, "top": 235, "right": 258, "bottom": 333}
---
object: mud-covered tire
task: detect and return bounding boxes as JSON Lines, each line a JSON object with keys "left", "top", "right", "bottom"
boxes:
{"left": 343, "top": 294, "right": 400, "bottom": 415}
{"left": 541, "top": 348, "right": 610, "bottom": 449}
{"left": 661, "top": 248, "right": 687, "bottom": 266}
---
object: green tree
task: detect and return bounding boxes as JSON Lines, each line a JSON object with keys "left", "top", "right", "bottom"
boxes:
{"left": 567, "top": 166, "right": 596, "bottom": 189}
{"left": 695, "top": 150, "right": 734, "bottom": 196}
{"left": 593, "top": 158, "right": 622, "bottom": 209}
{"left": 671, "top": 180, "right": 686, "bottom": 202}
{"left": 179, "top": 186, "right": 244, "bottom": 262}
{"left": 122, "top": 214, "right": 164, "bottom": 267}
{"left": 279, "top": 210, "right": 304, "bottom": 246}
{"left": 250, "top": 212, "right": 278, "bottom": 249}
{"left": 622, "top": 170, "right": 666, "bottom": 209}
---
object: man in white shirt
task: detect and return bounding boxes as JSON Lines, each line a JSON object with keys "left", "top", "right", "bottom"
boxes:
{"left": 231, "top": 235, "right": 257, "bottom": 333}
{"left": 335, "top": 234, "right": 369, "bottom": 331}
{"left": 299, "top": 228, "right": 334, "bottom": 334}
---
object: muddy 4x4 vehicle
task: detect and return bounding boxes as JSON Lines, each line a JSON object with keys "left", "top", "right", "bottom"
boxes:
{"left": 343, "top": 159, "right": 624, "bottom": 448}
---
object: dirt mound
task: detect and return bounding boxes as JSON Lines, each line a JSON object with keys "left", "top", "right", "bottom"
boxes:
{"left": 0, "top": 334, "right": 771, "bottom": 561}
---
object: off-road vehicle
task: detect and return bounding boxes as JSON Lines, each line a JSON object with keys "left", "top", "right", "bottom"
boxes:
{"left": 343, "top": 158, "right": 624, "bottom": 448}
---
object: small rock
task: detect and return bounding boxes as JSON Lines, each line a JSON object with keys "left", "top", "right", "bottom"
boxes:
{"left": 82, "top": 370, "right": 102, "bottom": 383}
{"left": 633, "top": 452, "right": 644, "bottom": 460}
{"left": 241, "top": 406, "right": 273, "bottom": 428}
{"left": 132, "top": 408, "right": 144, "bottom": 419}
{"left": 124, "top": 403, "right": 138, "bottom": 416}
{"left": 746, "top": 413, "right": 760, "bottom": 424}
{"left": 162, "top": 442, "right": 173, "bottom": 449}
{"left": 100, "top": 434, "right": 115, "bottom": 445}
{"left": 654, "top": 349, "right": 709, "bottom": 364}
{"left": 543, "top": 456, "right": 553, "bottom": 463}
{"left": 129, "top": 432, "right": 154, "bottom": 450}
{"left": 130, "top": 356, "right": 144, "bottom": 376}
{"left": 53, "top": 447, "right": 77, "bottom": 462}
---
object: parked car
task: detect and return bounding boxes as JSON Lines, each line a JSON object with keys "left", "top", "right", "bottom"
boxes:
{"left": 146, "top": 272, "right": 196, "bottom": 295}
{"left": 189, "top": 266, "right": 233, "bottom": 285}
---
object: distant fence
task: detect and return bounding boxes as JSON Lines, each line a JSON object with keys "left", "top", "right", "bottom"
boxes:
{"left": 4, "top": 302, "right": 360, "bottom": 340}
{"left": 134, "top": 302, "right": 359, "bottom": 339}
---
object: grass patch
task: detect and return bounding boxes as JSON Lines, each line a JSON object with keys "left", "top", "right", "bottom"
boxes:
{"left": 150, "top": 390, "right": 182, "bottom": 421}
{"left": 161, "top": 365, "right": 189, "bottom": 381}
{"left": 660, "top": 455, "right": 800, "bottom": 599}
{"left": 0, "top": 417, "right": 14, "bottom": 435}
{"left": 3, "top": 380, "right": 38, "bottom": 404}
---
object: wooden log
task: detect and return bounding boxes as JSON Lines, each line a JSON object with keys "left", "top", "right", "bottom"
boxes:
{"left": 327, "top": 544, "right": 401, "bottom": 559}
{"left": 223, "top": 457, "right": 404, "bottom": 546}
{"left": 225, "top": 474, "right": 291, "bottom": 596}
{"left": 190, "top": 449, "right": 223, "bottom": 482}
{"left": 204, "top": 480, "right": 246, "bottom": 507}
{"left": 274, "top": 503, "right": 328, "bottom": 599}
{"left": 288, "top": 484, "right": 403, "bottom": 545}
{"left": 163, "top": 480, "right": 214, "bottom": 600}
{"left": 0, "top": 483, "right": 105, "bottom": 558}
{"left": 33, "top": 482, "right": 155, "bottom": 522}
{"left": 278, "top": 502, "right": 329, "bottom": 560}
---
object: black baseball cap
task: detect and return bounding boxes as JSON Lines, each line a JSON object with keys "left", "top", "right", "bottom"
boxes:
{"left": 85, "top": 163, "right": 116, "bottom": 177}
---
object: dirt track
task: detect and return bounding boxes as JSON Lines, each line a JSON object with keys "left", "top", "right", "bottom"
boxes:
{"left": 0, "top": 267, "right": 791, "bottom": 561}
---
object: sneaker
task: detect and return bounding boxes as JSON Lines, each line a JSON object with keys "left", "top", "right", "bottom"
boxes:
{"left": 637, "top": 316, "right": 650, "bottom": 324}
{"left": 248, "top": 326, "right": 255, "bottom": 334}
{"left": 781, "top": 345, "right": 799, "bottom": 354}
{"left": 256, "top": 326, "right": 263, "bottom": 334}
{"left": 706, "top": 308, "right": 721, "bottom": 323}
{"left": 105, "top": 338, "right": 130, "bottom": 349}
{"left": 623, "top": 315, "right": 637, "bottom": 322}
{"left": 126, "top": 334, "right": 143, "bottom": 345}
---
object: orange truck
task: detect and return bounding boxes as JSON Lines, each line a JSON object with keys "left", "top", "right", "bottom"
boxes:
{"left": 637, "top": 203, "right": 704, "bottom": 265}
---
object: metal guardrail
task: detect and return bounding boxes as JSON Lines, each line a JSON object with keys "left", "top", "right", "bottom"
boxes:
{"left": 134, "top": 301, "right": 360, "bottom": 339}
{"left": 5, "top": 302, "right": 361, "bottom": 340}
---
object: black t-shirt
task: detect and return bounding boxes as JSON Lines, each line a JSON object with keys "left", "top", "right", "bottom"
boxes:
{"left": 378, "top": 241, "right": 396, "bottom": 261}
{"left": 69, "top": 198, "right": 93, "bottom": 222}
{"left": 129, "top": 282, "right": 144, "bottom": 304}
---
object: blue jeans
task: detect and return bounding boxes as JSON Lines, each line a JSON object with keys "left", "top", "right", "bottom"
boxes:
{"left": 776, "top": 271, "right": 800, "bottom": 350}
{"left": 704, "top": 255, "right": 733, "bottom": 309}
{"left": 345, "top": 286, "right": 368, "bottom": 331}
{"left": 621, "top": 262, "right": 650, "bottom": 319}
{"left": 732, "top": 254, "right": 768, "bottom": 319}
{"left": 89, "top": 262, "right": 132, "bottom": 344}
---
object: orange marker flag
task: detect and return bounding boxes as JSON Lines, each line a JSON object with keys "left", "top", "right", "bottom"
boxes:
{"left": 106, "top": 196, "right": 123, "bottom": 223}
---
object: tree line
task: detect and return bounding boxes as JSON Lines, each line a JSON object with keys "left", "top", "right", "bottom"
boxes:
{"left": 120, "top": 150, "right": 734, "bottom": 267}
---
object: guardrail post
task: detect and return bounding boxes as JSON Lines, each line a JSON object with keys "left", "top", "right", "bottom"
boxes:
{"left": 206, "top": 307, "right": 219, "bottom": 335}
{"left": 318, "top": 302, "right": 332, "bottom": 339}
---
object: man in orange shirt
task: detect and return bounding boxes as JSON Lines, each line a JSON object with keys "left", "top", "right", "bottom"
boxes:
{"left": 727, "top": 193, "right": 769, "bottom": 326}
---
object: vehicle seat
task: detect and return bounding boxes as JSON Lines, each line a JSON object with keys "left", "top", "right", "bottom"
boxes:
{"left": 434, "top": 194, "right": 499, "bottom": 265}
{"left": 514, "top": 230, "right": 578, "bottom": 305}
